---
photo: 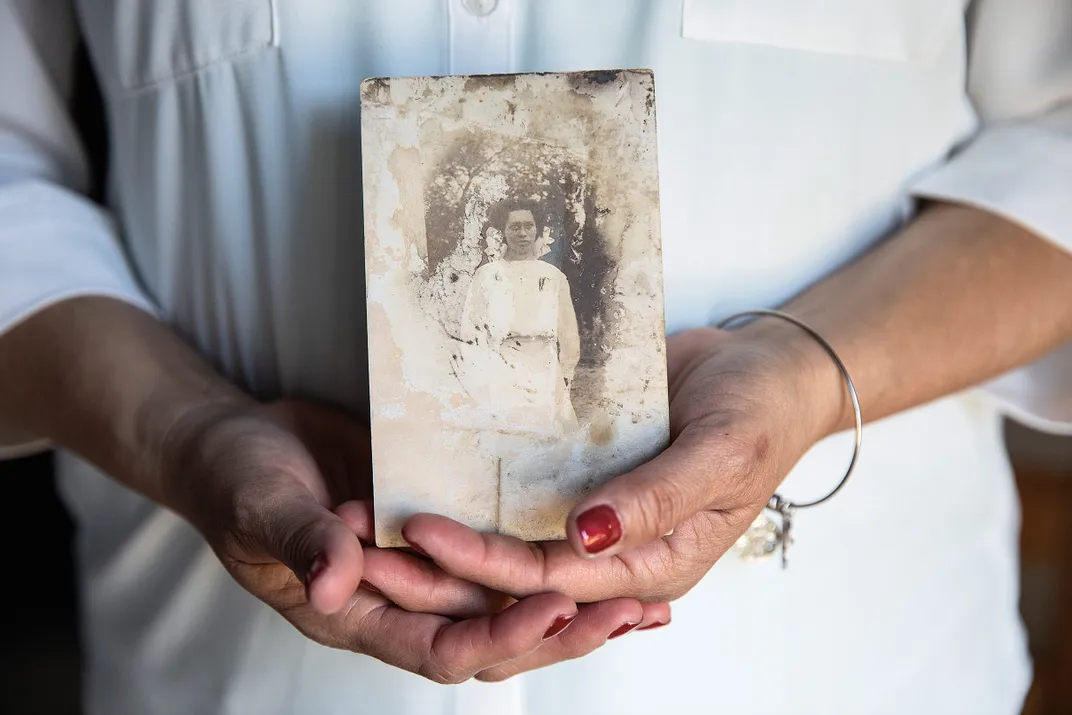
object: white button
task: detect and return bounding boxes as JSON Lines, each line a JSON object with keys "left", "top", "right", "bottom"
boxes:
{"left": 462, "top": 0, "right": 499, "bottom": 17}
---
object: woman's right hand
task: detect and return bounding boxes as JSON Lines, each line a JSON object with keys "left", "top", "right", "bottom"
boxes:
{"left": 158, "top": 399, "right": 665, "bottom": 683}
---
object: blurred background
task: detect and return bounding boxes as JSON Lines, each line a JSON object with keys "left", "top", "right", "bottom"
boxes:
{"left": 1010, "top": 421, "right": 1072, "bottom": 715}
{"left": 1, "top": 421, "right": 1069, "bottom": 714}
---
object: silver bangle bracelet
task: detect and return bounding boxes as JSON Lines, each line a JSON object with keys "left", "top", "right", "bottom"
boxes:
{"left": 716, "top": 309, "right": 863, "bottom": 569}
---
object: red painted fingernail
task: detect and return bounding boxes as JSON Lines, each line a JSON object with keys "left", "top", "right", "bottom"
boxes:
{"left": 576, "top": 505, "right": 622, "bottom": 554}
{"left": 543, "top": 614, "right": 577, "bottom": 641}
{"left": 306, "top": 554, "right": 327, "bottom": 587}
{"left": 608, "top": 622, "right": 641, "bottom": 639}
{"left": 360, "top": 579, "right": 382, "bottom": 595}
{"left": 637, "top": 620, "right": 669, "bottom": 632}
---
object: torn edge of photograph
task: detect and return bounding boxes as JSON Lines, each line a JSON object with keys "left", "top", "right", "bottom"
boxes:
{"left": 361, "top": 69, "right": 670, "bottom": 546}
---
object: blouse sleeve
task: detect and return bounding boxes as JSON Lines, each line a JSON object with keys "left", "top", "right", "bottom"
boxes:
{"left": 461, "top": 266, "right": 491, "bottom": 349}
{"left": 908, "top": 0, "right": 1072, "bottom": 434}
{"left": 0, "top": 1, "right": 159, "bottom": 460}
{"left": 557, "top": 275, "right": 580, "bottom": 380}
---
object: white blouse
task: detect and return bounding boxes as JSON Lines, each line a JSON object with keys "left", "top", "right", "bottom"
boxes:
{"left": 2, "top": 1, "right": 1071, "bottom": 713}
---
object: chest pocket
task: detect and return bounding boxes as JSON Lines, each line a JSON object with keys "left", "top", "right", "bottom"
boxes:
{"left": 682, "top": 0, "right": 962, "bottom": 64}
{"left": 110, "top": 0, "right": 276, "bottom": 92}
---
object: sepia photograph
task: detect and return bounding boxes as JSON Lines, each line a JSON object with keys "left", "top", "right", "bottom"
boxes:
{"left": 361, "top": 69, "right": 669, "bottom": 546}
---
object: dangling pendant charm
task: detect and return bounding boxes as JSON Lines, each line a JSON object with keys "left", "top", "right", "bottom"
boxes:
{"left": 733, "top": 495, "right": 796, "bottom": 569}
{"left": 773, "top": 495, "right": 795, "bottom": 569}
{"left": 717, "top": 309, "right": 864, "bottom": 572}
{"left": 732, "top": 511, "right": 779, "bottom": 561}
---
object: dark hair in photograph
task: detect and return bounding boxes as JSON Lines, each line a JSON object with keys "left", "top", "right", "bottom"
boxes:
{"left": 486, "top": 198, "right": 544, "bottom": 236}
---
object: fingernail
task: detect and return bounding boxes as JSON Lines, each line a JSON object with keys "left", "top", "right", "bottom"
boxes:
{"left": 637, "top": 620, "right": 669, "bottom": 632}
{"left": 543, "top": 614, "right": 577, "bottom": 641}
{"left": 401, "top": 528, "right": 430, "bottom": 558}
{"left": 608, "top": 622, "right": 641, "bottom": 639}
{"left": 306, "top": 554, "right": 327, "bottom": 587}
{"left": 575, "top": 504, "right": 622, "bottom": 554}
{"left": 360, "top": 579, "right": 382, "bottom": 595}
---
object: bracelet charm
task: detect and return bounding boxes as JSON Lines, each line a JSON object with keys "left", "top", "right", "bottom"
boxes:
{"left": 717, "top": 309, "right": 862, "bottom": 570}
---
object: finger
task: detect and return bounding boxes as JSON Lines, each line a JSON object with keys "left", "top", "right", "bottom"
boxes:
{"left": 336, "top": 501, "right": 436, "bottom": 558}
{"left": 564, "top": 425, "right": 742, "bottom": 557}
{"left": 665, "top": 327, "right": 722, "bottom": 386}
{"left": 636, "top": 601, "right": 672, "bottom": 631}
{"left": 359, "top": 592, "right": 577, "bottom": 684}
{"left": 401, "top": 514, "right": 634, "bottom": 602}
{"left": 335, "top": 500, "right": 375, "bottom": 542}
{"left": 473, "top": 600, "right": 638, "bottom": 681}
{"left": 253, "top": 486, "right": 364, "bottom": 616}
{"left": 288, "top": 404, "right": 374, "bottom": 503}
{"left": 361, "top": 545, "right": 513, "bottom": 618}
{"left": 475, "top": 597, "right": 644, "bottom": 682}
{"left": 338, "top": 500, "right": 508, "bottom": 618}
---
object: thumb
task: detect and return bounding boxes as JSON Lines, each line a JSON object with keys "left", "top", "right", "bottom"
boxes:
{"left": 565, "top": 426, "right": 731, "bottom": 558}
{"left": 251, "top": 485, "right": 365, "bottom": 615}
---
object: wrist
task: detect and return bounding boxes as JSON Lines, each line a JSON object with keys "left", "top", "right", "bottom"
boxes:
{"left": 130, "top": 384, "right": 256, "bottom": 517}
{"left": 735, "top": 316, "right": 849, "bottom": 441}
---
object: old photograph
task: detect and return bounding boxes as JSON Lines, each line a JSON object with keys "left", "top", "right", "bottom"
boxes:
{"left": 361, "top": 70, "right": 669, "bottom": 546}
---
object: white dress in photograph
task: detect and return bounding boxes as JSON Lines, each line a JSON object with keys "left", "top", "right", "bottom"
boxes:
{"left": 461, "top": 258, "right": 581, "bottom": 438}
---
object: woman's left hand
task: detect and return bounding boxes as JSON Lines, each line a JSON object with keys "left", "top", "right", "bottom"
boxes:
{"left": 395, "top": 323, "right": 845, "bottom": 605}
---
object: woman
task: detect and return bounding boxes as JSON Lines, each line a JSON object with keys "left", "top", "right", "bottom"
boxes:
{"left": 461, "top": 201, "right": 581, "bottom": 437}
{"left": 0, "top": 1, "right": 1070, "bottom": 714}
{"left": 456, "top": 200, "right": 583, "bottom": 539}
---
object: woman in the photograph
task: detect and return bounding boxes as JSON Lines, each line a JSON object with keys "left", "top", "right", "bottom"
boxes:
{"left": 462, "top": 200, "right": 581, "bottom": 437}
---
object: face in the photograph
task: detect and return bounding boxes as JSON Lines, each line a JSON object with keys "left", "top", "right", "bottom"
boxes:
{"left": 504, "top": 209, "right": 538, "bottom": 260}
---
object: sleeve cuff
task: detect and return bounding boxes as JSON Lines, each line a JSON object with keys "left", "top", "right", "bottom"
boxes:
{"left": 0, "top": 180, "right": 159, "bottom": 458}
{"left": 909, "top": 110, "right": 1072, "bottom": 255}
{"left": 983, "top": 342, "right": 1072, "bottom": 437}
{"left": 909, "top": 110, "right": 1072, "bottom": 434}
